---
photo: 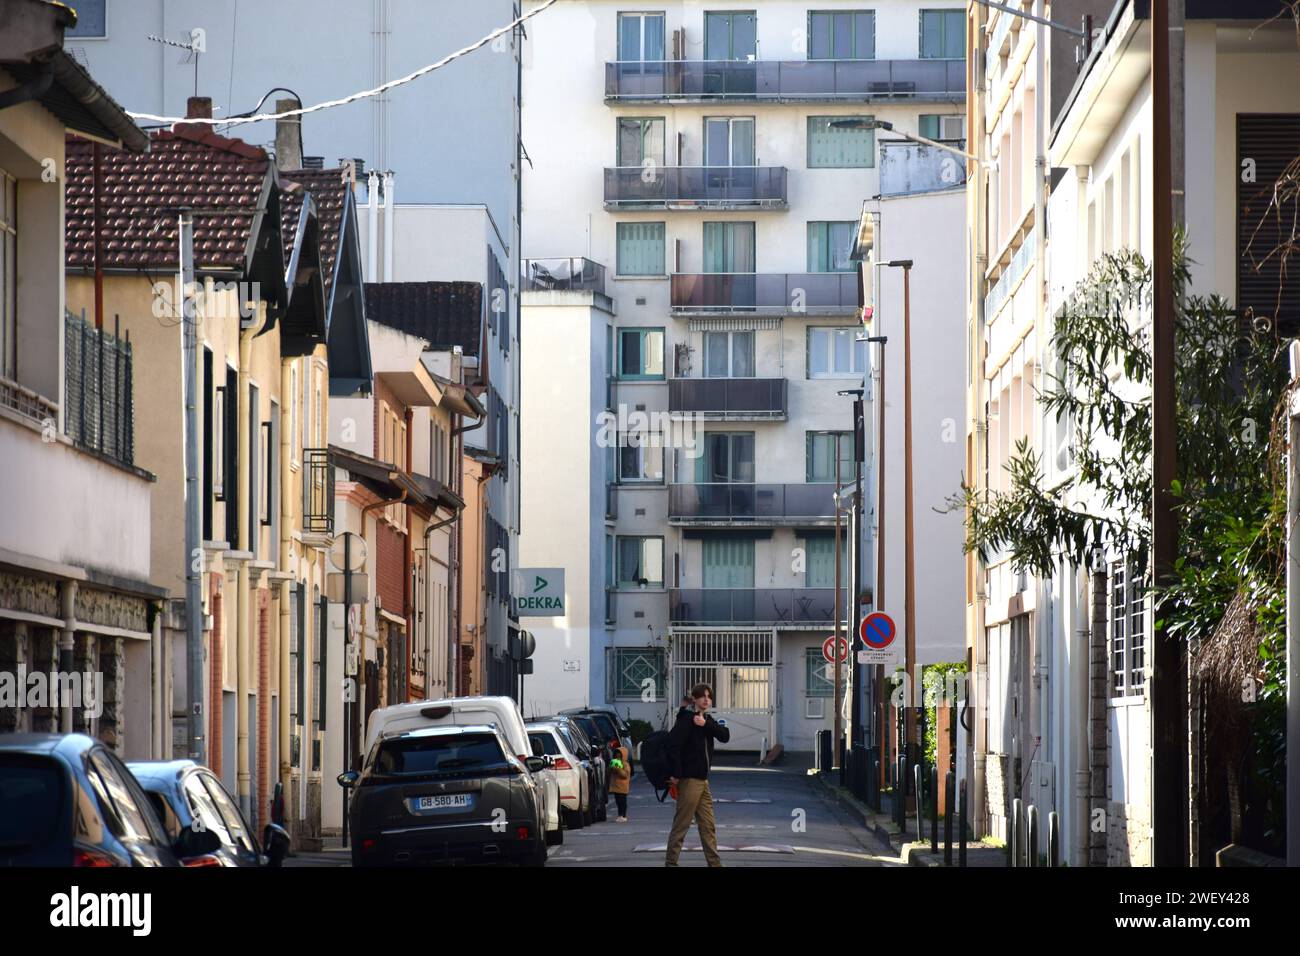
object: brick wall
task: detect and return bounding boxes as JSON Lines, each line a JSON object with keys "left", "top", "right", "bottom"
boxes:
{"left": 377, "top": 521, "right": 406, "bottom": 618}
{"left": 257, "top": 587, "right": 271, "bottom": 832}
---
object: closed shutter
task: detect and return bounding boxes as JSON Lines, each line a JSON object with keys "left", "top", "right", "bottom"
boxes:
{"left": 1237, "top": 114, "right": 1300, "bottom": 334}
{"left": 702, "top": 536, "right": 754, "bottom": 589}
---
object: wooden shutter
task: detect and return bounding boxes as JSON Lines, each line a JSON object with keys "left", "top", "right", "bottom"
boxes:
{"left": 1237, "top": 114, "right": 1300, "bottom": 334}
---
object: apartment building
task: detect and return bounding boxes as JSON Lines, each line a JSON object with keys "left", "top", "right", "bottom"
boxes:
{"left": 966, "top": 0, "right": 1300, "bottom": 866}
{"left": 521, "top": 0, "right": 966, "bottom": 751}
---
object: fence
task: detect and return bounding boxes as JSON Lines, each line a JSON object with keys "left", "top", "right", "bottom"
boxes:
{"left": 64, "top": 310, "right": 134, "bottom": 466}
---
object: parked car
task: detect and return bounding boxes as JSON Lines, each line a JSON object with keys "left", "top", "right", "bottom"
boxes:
{"left": 527, "top": 721, "right": 588, "bottom": 832}
{"left": 566, "top": 714, "right": 613, "bottom": 821}
{"left": 560, "top": 705, "right": 634, "bottom": 767}
{"left": 339, "top": 724, "right": 548, "bottom": 867}
{"left": 128, "top": 760, "right": 290, "bottom": 867}
{"left": 533, "top": 715, "right": 600, "bottom": 827}
{"left": 0, "top": 733, "right": 214, "bottom": 867}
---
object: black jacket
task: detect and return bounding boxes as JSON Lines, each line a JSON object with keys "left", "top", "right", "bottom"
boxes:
{"left": 666, "top": 708, "right": 730, "bottom": 781}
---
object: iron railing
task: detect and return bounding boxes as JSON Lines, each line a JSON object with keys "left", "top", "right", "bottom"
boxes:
{"left": 605, "top": 59, "right": 965, "bottom": 102}
{"left": 668, "top": 378, "right": 787, "bottom": 418}
{"left": 64, "top": 310, "right": 133, "bottom": 466}
{"left": 303, "top": 448, "right": 334, "bottom": 534}
{"left": 668, "top": 482, "right": 836, "bottom": 522}
{"left": 523, "top": 257, "right": 607, "bottom": 294}
{"left": 604, "top": 166, "right": 787, "bottom": 208}
{"left": 671, "top": 272, "right": 860, "bottom": 314}
{"left": 669, "top": 588, "right": 845, "bottom": 626}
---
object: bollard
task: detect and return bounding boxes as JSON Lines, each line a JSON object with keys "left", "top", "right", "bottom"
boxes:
{"left": 896, "top": 755, "right": 907, "bottom": 828}
{"left": 930, "top": 766, "right": 939, "bottom": 852}
{"left": 1048, "top": 811, "right": 1060, "bottom": 868}
{"left": 872, "top": 759, "right": 881, "bottom": 813}
{"left": 1026, "top": 804, "right": 1039, "bottom": 867}
{"left": 1011, "top": 798, "right": 1023, "bottom": 867}
{"left": 958, "top": 779, "right": 968, "bottom": 867}
{"left": 913, "top": 763, "right": 923, "bottom": 841}
{"left": 944, "top": 770, "right": 955, "bottom": 865}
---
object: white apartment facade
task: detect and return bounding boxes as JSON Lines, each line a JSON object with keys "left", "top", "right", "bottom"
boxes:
{"left": 522, "top": 0, "right": 966, "bottom": 751}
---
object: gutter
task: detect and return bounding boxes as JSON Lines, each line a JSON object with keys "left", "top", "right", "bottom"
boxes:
{"left": 0, "top": 58, "right": 53, "bottom": 110}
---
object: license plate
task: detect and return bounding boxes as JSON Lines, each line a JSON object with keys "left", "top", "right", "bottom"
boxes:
{"left": 413, "top": 793, "right": 471, "bottom": 811}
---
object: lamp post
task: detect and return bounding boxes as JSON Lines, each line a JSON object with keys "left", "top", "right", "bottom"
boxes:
{"left": 863, "top": 336, "right": 887, "bottom": 769}
{"left": 839, "top": 387, "right": 866, "bottom": 762}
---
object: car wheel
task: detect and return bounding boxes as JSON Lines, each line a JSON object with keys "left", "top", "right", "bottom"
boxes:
{"left": 564, "top": 807, "right": 583, "bottom": 830}
{"left": 547, "top": 822, "right": 564, "bottom": 847}
{"left": 583, "top": 799, "right": 594, "bottom": 827}
{"left": 526, "top": 838, "right": 547, "bottom": 867}
{"left": 597, "top": 799, "right": 608, "bottom": 823}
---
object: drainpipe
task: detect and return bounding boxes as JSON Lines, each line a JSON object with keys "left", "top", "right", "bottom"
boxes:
{"left": 1031, "top": 0, "right": 1049, "bottom": 836}
{"left": 1089, "top": 568, "right": 1109, "bottom": 866}
{"left": 382, "top": 171, "right": 395, "bottom": 282}
{"left": 366, "top": 170, "right": 379, "bottom": 280}
{"left": 151, "top": 601, "right": 164, "bottom": 759}
{"left": 59, "top": 581, "right": 78, "bottom": 734}
{"left": 279, "top": 359, "right": 295, "bottom": 805}
{"left": 236, "top": 311, "right": 255, "bottom": 820}
{"left": 1072, "top": 564, "right": 1090, "bottom": 866}
{"left": 361, "top": 490, "right": 408, "bottom": 746}
{"left": 405, "top": 407, "right": 414, "bottom": 701}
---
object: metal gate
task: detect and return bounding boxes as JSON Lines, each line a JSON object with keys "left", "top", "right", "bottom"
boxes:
{"left": 670, "top": 629, "right": 776, "bottom": 752}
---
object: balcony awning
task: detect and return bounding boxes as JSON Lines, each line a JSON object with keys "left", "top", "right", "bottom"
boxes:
{"left": 329, "top": 445, "right": 428, "bottom": 506}
{"left": 687, "top": 317, "right": 782, "bottom": 332}
{"left": 410, "top": 473, "right": 465, "bottom": 514}
{"left": 681, "top": 528, "right": 774, "bottom": 540}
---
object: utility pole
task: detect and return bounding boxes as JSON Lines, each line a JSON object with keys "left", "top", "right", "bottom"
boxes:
{"left": 872, "top": 333, "right": 888, "bottom": 793}
{"left": 833, "top": 434, "right": 843, "bottom": 770}
{"left": 180, "top": 210, "right": 204, "bottom": 764}
{"left": 1150, "top": 0, "right": 1186, "bottom": 868}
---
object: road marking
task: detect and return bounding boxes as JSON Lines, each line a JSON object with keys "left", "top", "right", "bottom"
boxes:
{"left": 791, "top": 845, "right": 899, "bottom": 863}
{"left": 713, "top": 798, "right": 772, "bottom": 804}
{"left": 631, "top": 844, "right": 795, "bottom": 854}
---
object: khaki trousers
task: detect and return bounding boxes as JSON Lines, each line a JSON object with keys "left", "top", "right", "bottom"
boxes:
{"left": 664, "top": 778, "right": 722, "bottom": 867}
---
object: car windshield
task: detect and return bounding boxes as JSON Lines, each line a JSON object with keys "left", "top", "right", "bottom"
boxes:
{"left": 574, "top": 718, "right": 603, "bottom": 744}
{"left": 372, "top": 733, "right": 507, "bottom": 775}
{"left": 529, "top": 732, "right": 560, "bottom": 756}
{"left": 591, "top": 714, "right": 620, "bottom": 743}
{"left": 0, "top": 757, "right": 64, "bottom": 852}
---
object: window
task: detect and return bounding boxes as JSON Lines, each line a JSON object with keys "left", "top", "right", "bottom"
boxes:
{"left": 65, "top": 0, "right": 107, "bottom": 37}
{"left": 0, "top": 169, "right": 15, "bottom": 380}
{"left": 804, "top": 534, "right": 849, "bottom": 588}
{"left": 704, "top": 10, "right": 757, "bottom": 60}
{"left": 702, "top": 536, "right": 754, "bottom": 588}
{"left": 616, "top": 536, "right": 664, "bottom": 588}
{"left": 806, "top": 647, "right": 835, "bottom": 698}
{"left": 611, "top": 647, "right": 667, "bottom": 700}
{"left": 919, "top": 114, "right": 965, "bottom": 142}
{"left": 617, "top": 117, "right": 666, "bottom": 167}
{"left": 807, "top": 327, "right": 866, "bottom": 378}
{"left": 199, "top": 773, "right": 255, "bottom": 855}
{"left": 617, "top": 431, "right": 665, "bottom": 483}
{"left": 618, "top": 11, "right": 665, "bottom": 61}
{"left": 920, "top": 9, "right": 964, "bottom": 59}
{"left": 808, "top": 221, "right": 857, "bottom": 273}
{"left": 1110, "top": 561, "right": 1147, "bottom": 697}
{"left": 703, "top": 330, "right": 755, "bottom": 377}
{"left": 182, "top": 774, "right": 230, "bottom": 845}
{"left": 260, "top": 418, "right": 274, "bottom": 526}
{"left": 289, "top": 363, "right": 299, "bottom": 466}
{"left": 702, "top": 221, "right": 755, "bottom": 273}
{"left": 808, "top": 10, "right": 875, "bottom": 59}
{"left": 704, "top": 117, "right": 755, "bottom": 166}
{"left": 806, "top": 430, "right": 853, "bottom": 483}
{"left": 617, "top": 328, "right": 665, "bottom": 379}
{"left": 616, "top": 222, "right": 665, "bottom": 275}
{"left": 697, "top": 431, "right": 755, "bottom": 483}
{"left": 808, "top": 116, "right": 874, "bottom": 168}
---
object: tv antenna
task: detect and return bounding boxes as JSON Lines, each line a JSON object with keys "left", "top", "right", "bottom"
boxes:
{"left": 147, "top": 29, "right": 207, "bottom": 98}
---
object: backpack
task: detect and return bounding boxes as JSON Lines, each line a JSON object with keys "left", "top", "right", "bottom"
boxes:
{"left": 638, "top": 730, "right": 674, "bottom": 802}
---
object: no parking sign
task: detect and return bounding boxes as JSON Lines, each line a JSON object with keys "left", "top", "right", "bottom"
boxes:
{"left": 858, "top": 612, "right": 902, "bottom": 667}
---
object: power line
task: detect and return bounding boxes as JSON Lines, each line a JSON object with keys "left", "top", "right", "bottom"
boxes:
{"left": 127, "top": 0, "right": 557, "bottom": 127}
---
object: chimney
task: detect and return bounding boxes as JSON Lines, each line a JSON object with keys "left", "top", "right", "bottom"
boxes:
{"left": 274, "top": 98, "right": 303, "bottom": 172}
{"left": 176, "top": 96, "right": 213, "bottom": 136}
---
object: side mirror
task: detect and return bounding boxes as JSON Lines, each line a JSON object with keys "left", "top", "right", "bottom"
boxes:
{"left": 525, "top": 756, "right": 545, "bottom": 773}
{"left": 176, "top": 824, "right": 221, "bottom": 859}
{"left": 337, "top": 770, "right": 360, "bottom": 789}
{"left": 262, "top": 823, "right": 291, "bottom": 867}
{"left": 542, "top": 755, "right": 554, "bottom": 769}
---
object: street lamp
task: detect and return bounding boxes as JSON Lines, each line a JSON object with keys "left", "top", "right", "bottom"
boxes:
{"left": 829, "top": 118, "right": 992, "bottom": 169}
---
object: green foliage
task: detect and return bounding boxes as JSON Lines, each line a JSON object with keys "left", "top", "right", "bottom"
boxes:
{"left": 625, "top": 718, "right": 654, "bottom": 746}
{"left": 922, "top": 662, "right": 968, "bottom": 767}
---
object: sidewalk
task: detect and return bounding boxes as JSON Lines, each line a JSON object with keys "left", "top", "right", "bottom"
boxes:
{"left": 283, "top": 836, "right": 351, "bottom": 868}
{"left": 810, "top": 769, "right": 1004, "bottom": 867}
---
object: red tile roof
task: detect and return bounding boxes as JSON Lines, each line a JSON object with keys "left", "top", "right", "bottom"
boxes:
{"left": 279, "top": 168, "right": 353, "bottom": 304}
{"left": 65, "top": 128, "right": 271, "bottom": 271}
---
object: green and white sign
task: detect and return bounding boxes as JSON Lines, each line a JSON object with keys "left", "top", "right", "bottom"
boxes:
{"left": 512, "top": 568, "right": 566, "bottom": 616}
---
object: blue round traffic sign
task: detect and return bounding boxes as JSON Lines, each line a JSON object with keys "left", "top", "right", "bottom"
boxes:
{"left": 861, "top": 612, "right": 896, "bottom": 649}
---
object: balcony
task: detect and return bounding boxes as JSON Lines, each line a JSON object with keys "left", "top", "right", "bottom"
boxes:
{"left": 522, "top": 257, "right": 607, "bottom": 295}
{"left": 64, "top": 310, "right": 134, "bottom": 467}
{"left": 879, "top": 141, "right": 969, "bottom": 197}
{"left": 669, "top": 483, "right": 836, "bottom": 526}
{"left": 668, "top": 378, "right": 787, "bottom": 420}
{"left": 605, "top": 59, "right": 965, "bottom": 104}
{"left": 671, "top": 272, "right": 860, "bottom": 315}
{"left": 604, "top": 166, "right": 787, "bottom": 210}
{"left": 303, "top": 448, "right": 335, "bottom": 535}
{"left": 669, "top": 588, "right": 843, "bottom": 627}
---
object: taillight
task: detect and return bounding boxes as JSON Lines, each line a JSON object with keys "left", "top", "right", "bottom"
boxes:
{"left": 553, "top": 758, "right": 572, "bottom": 771}
{"left": 516, "top": 826, "right": 530, "bottom": 841}
{"left": 182, "top": 854, "right": 224, "bottom": 868}
{"left": 361, "top": 838, "right": 377, "bottom": 851}
{"left": 73, "top": 847, "right": 120, "bottom": 867}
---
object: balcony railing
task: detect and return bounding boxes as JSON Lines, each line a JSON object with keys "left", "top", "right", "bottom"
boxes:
{"left": 605, "top": 59, "right": 965, "bottom": 103}
{"left": 64, "top": 310, "right": 134, "bottom": 467}
{"left": 671, "top": 272, "right": 860, "bottom": 315}
{"left": 984, "top": 228, "right": 1036, "bottom": 323}
{"left": 604, "top": 166, "right": 788, "bottom": 209}
{"left": 303, "top": 448, "right": 335, "bottom": 534}
{"left": 522, "top": 257, "right": 607, "bottom": 295}
{"left": 669, "top": 483, "right": 836, "bottom": 523}
{"left": 669, "top": 588, "right": 844, "bottom": 626}
{"left": 669, "top": 378, "right": 787, "bottom": 419}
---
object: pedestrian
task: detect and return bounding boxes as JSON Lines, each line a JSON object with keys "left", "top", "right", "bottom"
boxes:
{"left": 607, "top": 737, "right": 631, "bottom": 822}
{"left": 664, "top": 683, "right": 730, "bottom": 867}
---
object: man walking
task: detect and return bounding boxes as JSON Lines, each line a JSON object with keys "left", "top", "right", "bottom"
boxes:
{"left": 664, "top": 683, "right": 730, "bottom": 867}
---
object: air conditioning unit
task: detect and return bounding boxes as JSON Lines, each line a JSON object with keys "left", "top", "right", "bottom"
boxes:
{"left": 805, "top": 697, "right": 825, "bottom": 719}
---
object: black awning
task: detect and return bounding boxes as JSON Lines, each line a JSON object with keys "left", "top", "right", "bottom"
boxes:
{"left": 329, "top": 445, "right": 427, "bottom": 505}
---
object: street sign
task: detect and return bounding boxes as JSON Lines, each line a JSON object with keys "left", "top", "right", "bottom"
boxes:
{"left": 512, "top": 568, "right": 565, "bottom": 616}
{"left": 822, "top": 635, "right": 849, "bottom": 664}
{"left": 509, "top": 630, "right": 536, "bottom": 661}
{"left": 326, "top": 572, "right": 368, "bottom": 604}
{"left": 328, "top": 532, "right": 367, "bottom": 572}
{"left": 859, "top": 611, "right": 901, "bottom": 666}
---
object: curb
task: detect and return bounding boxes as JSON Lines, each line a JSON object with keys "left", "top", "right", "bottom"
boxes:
{"left": 810, "top": 771, "right": 908, "bottom": 853}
